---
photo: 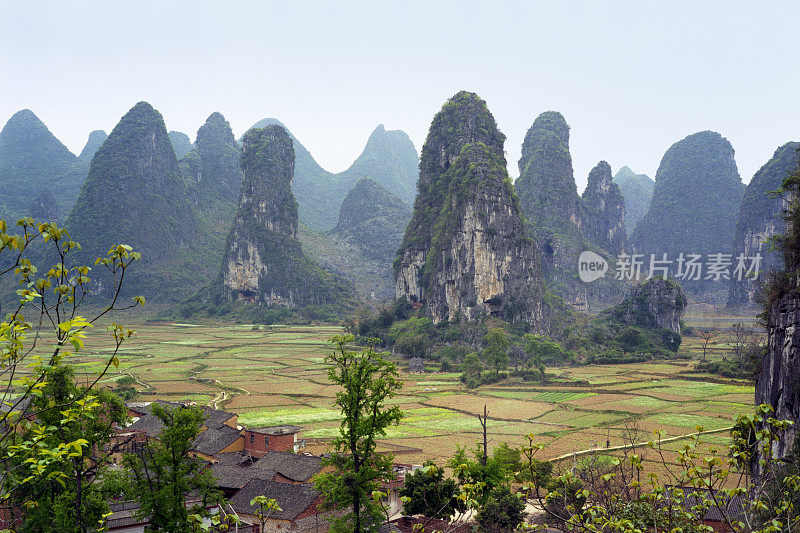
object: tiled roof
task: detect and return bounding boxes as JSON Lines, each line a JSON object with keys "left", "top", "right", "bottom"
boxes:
{"left": 211, "top": 452, "right": 258, "bottom": 490}
{"left": 229, "top": 479, "right": 321, "bottom": 521}
{"left": 192, "top": 423, "right": 243, "bottom": 456}
{"left": 251, "top": 451, "right": 323, "bottom": 482}
{"left": 124, "top": 401, "right": 238, "bottom": 442}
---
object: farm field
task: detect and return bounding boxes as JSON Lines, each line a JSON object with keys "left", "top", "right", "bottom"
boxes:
{"left": 64, "top": 310, "right": 759, "bottom": 472}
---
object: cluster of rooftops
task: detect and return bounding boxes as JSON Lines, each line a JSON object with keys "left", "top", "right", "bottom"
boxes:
{"left": 109, "top": 400, "right": 329, "bottom": 530}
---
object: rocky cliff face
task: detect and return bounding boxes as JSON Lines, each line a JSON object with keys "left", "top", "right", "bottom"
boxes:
{"left": 220, "top": 125, "right": 352, "bottom": 308}
{"left": 168, "top": 131, "right": 194, "bottom": 159}
{"left": 65, "top": 101, "right": 200, "bottom": 300}
{"left": 395, "top": 91, "right": 543, "bottom": 326}
{"left": 729, "top": 142, "right": 800, "bottom": 306}
{"left": 613, "top": 166, "right": 654, "bottom": 234}
{"left": 632, "top": 131, "right": 744, "bottom": 258}
{"left": 78, "top": 130, "right": 108, "bottom": 163}
{"left": 0, "top": 109, "right": 86, "bottom": 221}
{"left": 616, "top": 277, "right": 687, "bottom": 334}
{"left": 582, "top": 161, "right": 628, "bottom": 255}
{"left": 247, "top": 119, "right": 419, "bottom": 231}
{"left": 756, "top": 291, "right": 800, "bottom": 463}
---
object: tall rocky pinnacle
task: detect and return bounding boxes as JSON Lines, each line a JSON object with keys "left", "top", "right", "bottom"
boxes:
{"left": 0, "top": 109, "right": 85, "bottom": 221}
{"left": 65, "top": 101, "right": 199, "bottom": 299}
{"left": 729, "top": 142, "right": 800, "bottom": 306}
{"left": 246, "top": 119, "right": 419, "bottom": 230}
{"left": 220, "top": 125, "right": 352, "bottom": 308}
{"left": 582, "top": 161, "right": 628, "bottom": 255}
{"left": 631, "top": 131, "right": 744, "bottom": 259}
{"left": 613, "top": 166, "right": 654, "bottom": 234}
{"left": 514, "top": 112, "right": 626, "bottom": 311}
{"left": 78, "top": 130, "right": 108, "bottom": 163}
{"left": 395, "top": 91, "right": 543, "bottom": 326}
{"left": 180, "top": 112, "right": 242, "bottom": 203}
{"left": 516, "top": 111, "right": 582, "bottom": 232}
{"left": 168, "top": 131, "right": 194, "bottom": 159}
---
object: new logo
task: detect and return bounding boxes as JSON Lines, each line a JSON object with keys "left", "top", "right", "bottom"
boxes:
{"left": 578, "top": 251, "right": 608, "bottom": 283}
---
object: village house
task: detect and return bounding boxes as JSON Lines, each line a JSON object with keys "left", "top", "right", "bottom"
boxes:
{"left": 107, "top": 401, "right": 331, "bottom": 532}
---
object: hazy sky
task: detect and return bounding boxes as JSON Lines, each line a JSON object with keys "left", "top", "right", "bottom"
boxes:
{"left": 1, "top": 1, "right": 799, "bottom": 191}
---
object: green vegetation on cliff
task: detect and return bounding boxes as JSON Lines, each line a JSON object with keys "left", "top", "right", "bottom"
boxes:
{"left": 515, "top": 112, "right": 627, "bottom": 310}
{"left": 631, "top": 130, "right": 744, "bottom": 258}
{"left": 297, "top": 178, "right": 411, "bottom": 303}
{"left": 396, "top": 91, "right": 543, "bottom": 326}
{"left": 729, "top": 142, "right": 800, "bottom": 305}
{"left": 194, "top": 124, "right": 354, "bottom": 321}
{"left": 0, "top": 109, "right": 86, "bottom": 221}
{"left": 65, "top": 101, "right": 203, "bottom": 300}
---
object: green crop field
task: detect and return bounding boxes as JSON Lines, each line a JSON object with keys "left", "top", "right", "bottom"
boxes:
{"left": 57, "top": 309, "right": 759, "bottom": 471}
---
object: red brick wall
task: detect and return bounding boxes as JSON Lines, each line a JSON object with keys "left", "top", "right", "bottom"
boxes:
{"left": 243, "top": 430, "right": 295, "bottom": 457}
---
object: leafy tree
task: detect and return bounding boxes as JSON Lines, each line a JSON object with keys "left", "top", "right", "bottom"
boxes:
{"left": 0, "top": 217, "right": 141, "bottom": 514}
{"left": 460, "top": 352, "right": 483, "bottom": 388}
{"left": 249, "top": 496, "right": 281, "bottom": 533}
{"left": 524, "top": 333, "right": 568, "bottom": 366}
{"left": 483, "top": 328, "right": 509, "bottom": 376}
{"left": 314, "top": 335, "right": 403, "bottom": 532}
{"left": 475, "top": 485, "right": 525, "bottom": 533}
{"left": 11, "top": 365, "right": 127, "bottom": 533}
{"left": 399, "top": 461, "right": 462, "bottom": 519}
{"left": 447, "top": 445, "right": 508, "bottom": 507}
{"left": 122, "top": 403, "right": 222, "bottom": 532}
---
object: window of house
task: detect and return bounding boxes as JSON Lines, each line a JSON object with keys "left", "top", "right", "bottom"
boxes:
{"left": 265, "top": 435, "right": 270, "bottom": 447}
{"left": 250, "top": 434, "right": 254, "bottom": 445}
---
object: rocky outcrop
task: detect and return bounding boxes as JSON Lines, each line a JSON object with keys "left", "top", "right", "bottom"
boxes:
{"left": 613, "top": 166, "right": 654, "bottom": 234}
{"left": 220, "top": 125, "right": 352, "bottom": 308}
{"left": 616, "top": 277, "right": 687, "bottom": 334}
{"left": 729, "top": 142, "right": 800, "bottom": 306}
{"left": 395, "top": 91, "right": 543, "bottom": 326}
{"left": 78, "top": 130, "right": 108, "bottom": 163}
{"left": 65, "top": 101, "right": 200, "bottom": 300}
{"left": 582, "top": 161, "right": 628, "bottom": 255}
{"left": 0, "top": 109, "right": 86, "bottom": 221}
{"left": 169, "top": 131, "right": 194, "bottom": 159}
{"left": 632, "top": 131, "right": 744, "bottom": 259}
{"left": 246, "top": 119, "right": 418, "bottom": 230}
{"left": 181, "top": 112, "right": 242, "bottom": 203}
{"left": 756, "top": 291, "right": 800, "bottom": 464}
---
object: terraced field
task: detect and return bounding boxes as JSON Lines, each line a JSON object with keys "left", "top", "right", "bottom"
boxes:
{"left": 66, "top": 318, "right": 757, "bottom": 471}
